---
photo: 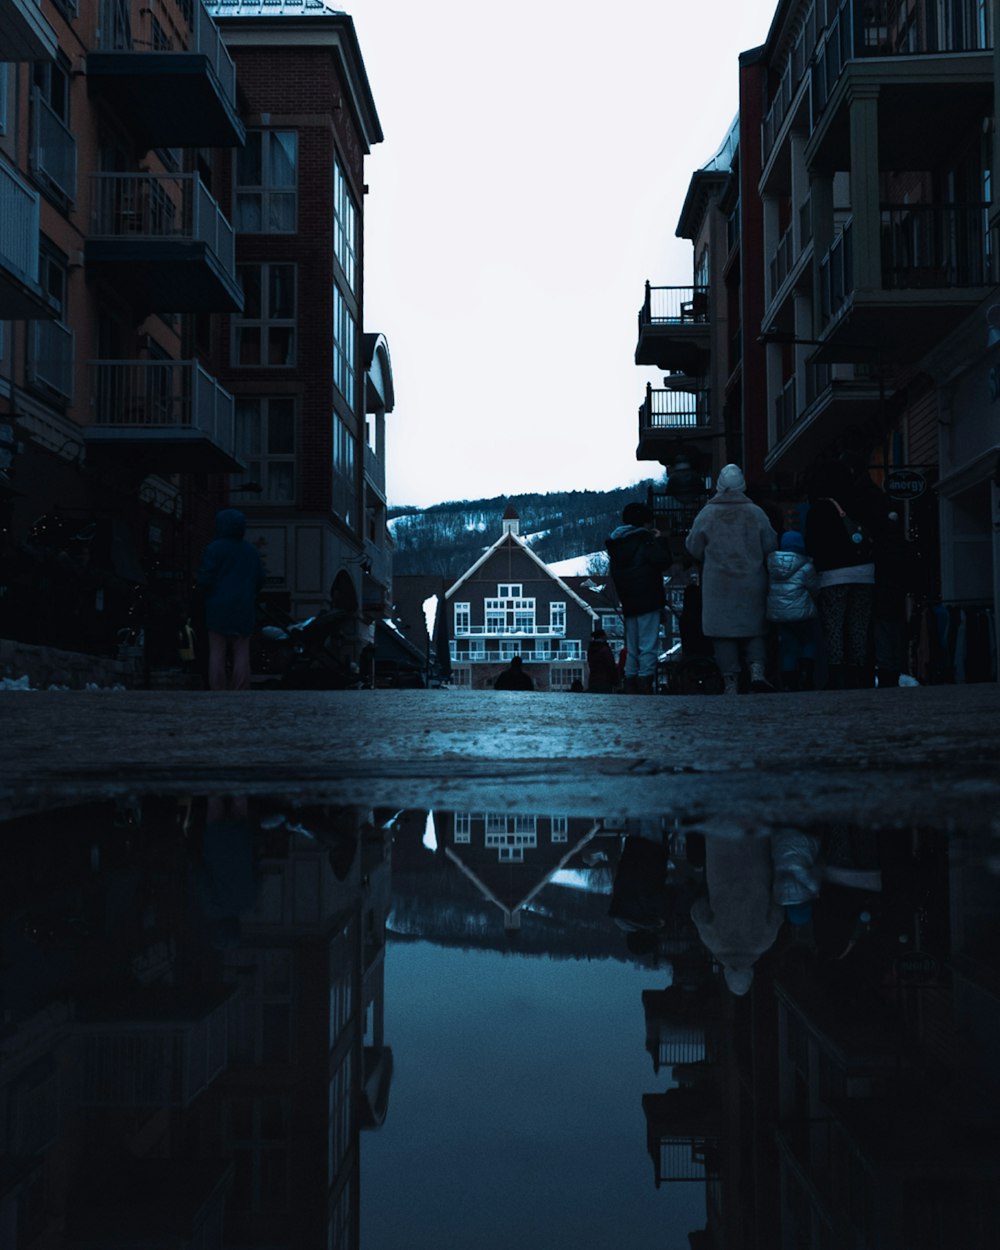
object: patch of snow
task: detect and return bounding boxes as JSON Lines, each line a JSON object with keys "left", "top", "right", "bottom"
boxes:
{"left": 547, "top": 552, "right": 606, "bottom": 576}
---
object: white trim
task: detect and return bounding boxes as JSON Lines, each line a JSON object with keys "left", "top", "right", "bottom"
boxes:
{"left": 444, "top": 530, "right": 598, "bottom": 620}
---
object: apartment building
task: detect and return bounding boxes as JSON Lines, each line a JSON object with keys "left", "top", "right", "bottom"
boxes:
{"left": 646, "top": 0, "right": 1000, "bottom": 680}
{"left": 207, "top": 1, "right": 393, "bottom": 650}
{"left": 0, "top": 0, "right": 393, "bottom": 672}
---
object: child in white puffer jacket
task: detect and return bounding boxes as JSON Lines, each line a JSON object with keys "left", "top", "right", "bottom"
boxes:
{"left": 767, "top": 531, "right": 820, "bottom": 690}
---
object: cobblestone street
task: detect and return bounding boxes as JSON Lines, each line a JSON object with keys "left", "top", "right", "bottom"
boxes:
{"left": 4, "top": 683, "right": 999, "bottom": 830}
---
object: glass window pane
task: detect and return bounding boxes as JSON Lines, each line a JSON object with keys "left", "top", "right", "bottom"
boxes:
{"left": 269, "top": 463, "right": 295, "bottom": 502}
{"left": 269, "top": 266, "right": 294, "bottom": 318}
{"left": 267, "top": 327, "right": 294, "bottom": 366}
{"left": 269, "top": 131, "right": 297, "bottom": 187}
{"left": 236, "top": 193, "right": 262, "bottom": 233}
{"left": 267, "top": 401, "right": 295, "bottom": 454}
{"left": 237, "top": 327, "right": 261, "bottom": 365}
{"left": 235, "top": 397, "right": 262, "bottom": 455}
{"left": 268, "top": 194, "right": 295, "bottom": 233}
{"left": 236, "top": 133, "right": 262, "bottom": 186}
{"left": 238, "top": 265, "right": 261, "bottom": 317}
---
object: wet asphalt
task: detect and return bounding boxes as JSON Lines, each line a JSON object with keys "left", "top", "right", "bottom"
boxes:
{"left": 2, "top": 683, "right": 999, "bottom": 831}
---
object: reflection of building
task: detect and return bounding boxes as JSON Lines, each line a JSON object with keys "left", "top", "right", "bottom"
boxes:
{"left": 445, "top": 507, "right": 598, "bottom": 690}
{"left": 647, "top": 827, "right": 1000, "bottom": 1248}
{"left": 0, "top": 797, "right": 392, "bottom": 1250}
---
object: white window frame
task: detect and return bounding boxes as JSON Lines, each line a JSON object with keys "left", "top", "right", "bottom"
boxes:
{"left": 550, "top": 665, "right": 584, "bottom": 690}
{"left": 497, "top": 583, "right": 522, "bottom": 598}
{"left": 454, "top": 602, "right": 470, "bottom": 634}
{"left": 232, "top": 395, "right": 296, "bottom": 503}
{"left": 558, "top": 640, "right": 581, "bottom": 660}
{"left": 235, "top": 129, "right": 298, "bottom": 234}
{"left": 233, "top": 262, "right": 296, "bottom": 367}
{"left": 333, "top": 157, "right": 357, "bottom": 291}
{"left": 550, "top": 602, "right": 566, "bottom": 632}
{"left": 550, "top": 816, "right": 568, "bottom": 842}
{"left": 454, "top": 813, "right": 472, "bottom": 844}
{"left": 333, "top": 283, "right": 355, "bottom": 406}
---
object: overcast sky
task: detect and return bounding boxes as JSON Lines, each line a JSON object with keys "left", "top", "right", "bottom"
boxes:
{"left": 350, "top": 0, "right": 778, "bottom": 508}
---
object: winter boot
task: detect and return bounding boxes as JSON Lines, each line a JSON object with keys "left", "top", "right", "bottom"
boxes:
{"left": 723, "top": 673, "right": 739, "bottom": 696}
{"left": 637, "top": 674, "right": 656, "bottom": 695}
{"left": 749, "top": 662, "right": 776, "bottom": 692}
{"left": 622, "top": 675, "right": 639, "bottom": 694}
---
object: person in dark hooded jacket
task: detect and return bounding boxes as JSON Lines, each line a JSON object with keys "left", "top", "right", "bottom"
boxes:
{"left": 606, "top": 502, "right": 671, "bottom": 693}
{"left": 197, "top": 508, "right": 265, "bottom": 691}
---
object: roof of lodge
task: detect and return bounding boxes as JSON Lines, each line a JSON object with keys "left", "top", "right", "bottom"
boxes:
{"left": 206, "top": 1, "right": 346, "bottom": 17}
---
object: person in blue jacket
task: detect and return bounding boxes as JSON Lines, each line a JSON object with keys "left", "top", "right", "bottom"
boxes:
{"left": 196, "top": 508, "right": 265, "bottom": 690}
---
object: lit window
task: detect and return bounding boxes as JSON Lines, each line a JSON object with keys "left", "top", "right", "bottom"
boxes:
{"left": 236, "top": 131, "right": 297, "bottom": 233}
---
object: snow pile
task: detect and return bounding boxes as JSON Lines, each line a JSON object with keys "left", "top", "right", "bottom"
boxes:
{"left": 546, "top": 551, "right": 607, "bottom": 576}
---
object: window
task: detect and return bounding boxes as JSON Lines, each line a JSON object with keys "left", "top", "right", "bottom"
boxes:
{"left": 333, "top": 158, "right": 357, "bottom": 290}
{"left": 497, "top": 584, "right": 522, "bottom": 598}
{"left": 550, "top": 816, "right": 568, "bottom": 843}
{"left": 485, "top": 600, "right": 505, "bottom": 632}
{"left": 0, "top": 64, "right": 8, "bottom": 135}
{"left": 28, "top": 248, "right": 73, "bottom": 401}
{"left": 469, "top": 638, "right": 484, "bottom": 658}
{"left": 558, "top": 640, "right": 581, "bottom": 659}
{"left": 550, "top": 602, "right": 566, "bottom": 632}
{"left": 333, "top": 284, "right": 355, "bottom": 406}
{"left": 513, "top": 599, "right": 535, "bottom": 631}
{"left": 450, "top": 666, "right": 470, "bottom": 687}
{"left": 332, "top": 413, "right": 356, "bottom": 527}
{"left": 31, "top": 55, "right": 75, "bottom": 204}
{"left": 454, "top": 813, "right": 472, "bottom": 844}
{"left": 550, "top": 666, "right": 584, "bottom": 690}
{"left": 454, "top": 603, "right": 470, "bottom": 634}
{"left": 233, "top": 397, "right": 296, "bottom": 503}
{"left": 234, "top": 263, "right": 295, "bottom": 366}
{"left": 499, "top": 640, "right": 521, "bottom": 659}
{"left": 236, "top": 131, "right": 297, "bottom": 233}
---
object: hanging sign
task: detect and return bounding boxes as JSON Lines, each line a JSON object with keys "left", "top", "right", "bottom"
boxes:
{"left": 885, "top": 469, "right": 927, "bottom": 500}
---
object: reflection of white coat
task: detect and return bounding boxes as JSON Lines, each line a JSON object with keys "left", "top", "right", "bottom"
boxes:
{"left": 690, "top": 837, "right": 783, "bottom": 995}
{"left": 686, "top": 493, "right": 777, "bottom": 637}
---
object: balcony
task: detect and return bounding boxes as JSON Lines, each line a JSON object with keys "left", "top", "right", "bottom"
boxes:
{"left": 765, "top": 361, "right": 884, "bottom": 473}
{"left": 454, "top": 624, "right": 566, "bottom": 638}
{"left": 86, "top": 172, "right": 242, "bottom": 314}
{"left": 809, "top": 0, "right": 992, "bottom": 172}
{"left": 815, "top": 205, "right": 991, "bottom": 360}
{"left": 450, "top": 644, "right": 582, "bottom": 664}
{"left": 635, "top": 283, "right": 710, "bottom": 374}
{"left": 30, "top": 90, "right": 77, "bottom": 205}
{"left": 0, "top": 0, "right": 58, "bottom": 62}
{"left": 0, "top": 160, "right": 59, "bottom": 318}
{"left": 85, "top": 359, "right": 243, "bottom": 474}
{"left": 637, "top": 383, "right": 713, "bottom": 462}
{"left": 87, "top": 0, "right": 244, "bottom": 150}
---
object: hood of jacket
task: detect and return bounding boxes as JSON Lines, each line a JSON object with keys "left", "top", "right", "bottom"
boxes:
{"left": 215, "top": 508, "right": 247, "bottom": 540}
{"left": 606, "top": 523, "right": 648, "bottom": 546}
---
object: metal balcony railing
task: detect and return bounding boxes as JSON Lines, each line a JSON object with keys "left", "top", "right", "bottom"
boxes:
{"left": 819, "top": 221, "right": 854, "bottom": 323}
{"left": 639, "top": 283, "right": 709, "bottom": 327}
{"left": 96, "top": 0, "right": 238, "bottom": 105}
{"left": 812, "top": 0, "right": 993, "bottom": 126}
{"left": 0, "top": 161, "right": 40, "bottom": 287}
{"left": 28, "top": 320, "right": 74, "bottom": 400}
{"left": 454, "top": 624, "right": 567, "bottom": 638}
{"left": 89, "top": 359, "right": 235, "bottom": 451}
{"left": 880, "top": 202, "right": 990, "bottom": 288}
{"left": 450, "top": 644, "right": 582, "bottom": 663}
{"left": 30, "top": 91, "right": 76, "bottom": 203}
{"left": 639, "top": 383, "right": 710, "bottom": 433}
{"left": 768, "top": 224, "right": 796, "bottom": 302}
{"left": 90, "top": 172, "right": 235, "bottom": 272}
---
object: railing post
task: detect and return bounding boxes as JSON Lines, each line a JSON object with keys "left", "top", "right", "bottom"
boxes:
{"left": 644, "top": 279, "right": 651, "bottom": 321}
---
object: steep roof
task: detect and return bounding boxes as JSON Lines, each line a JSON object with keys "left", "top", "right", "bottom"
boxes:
{"left": 444, "top": 529, "right": 597, "bottom": 619}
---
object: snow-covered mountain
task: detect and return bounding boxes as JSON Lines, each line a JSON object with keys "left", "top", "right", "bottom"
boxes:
{"left": 388, "top": 483, "right": 658, "bottom": 578}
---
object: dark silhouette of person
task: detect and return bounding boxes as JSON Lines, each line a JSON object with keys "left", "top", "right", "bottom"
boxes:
{"left": 586, "top": 628, "right": 617, "bottom": 692}
{"left": 494, "top": 654, "right": 534, "bottom": 690}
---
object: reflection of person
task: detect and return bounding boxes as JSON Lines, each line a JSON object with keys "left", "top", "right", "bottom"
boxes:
{"left": 766, "top": 530, "right": 820, "bottom": 690}
{"left": 685, "top": 465, "right": 777, "bottom": 694}
{"left": 586, "top": 629, "right": 617, "bottom": 692}
{"left": 196, "top": 509, "right": 265, "bottom": 691}
{"left": 690, "top": 836, "right": 784, "bottom": 995}
{"left": 606, "top": 502, "right": 672, "bottom": 693}
{"left": 494, "top": 654, "right": 534, "bottom": 690}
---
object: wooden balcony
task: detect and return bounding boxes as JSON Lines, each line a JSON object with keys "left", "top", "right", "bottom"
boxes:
{"left": 85, "top": 359, "right": 243, "bottom": 474}
{"left": 85, "top": 172, "right": 242, "bottom": 315}
{"left": 87, "top": 0, "right": 244, "bottom": 150}
{"left": 0, "top": 0, "right": 57, "bottom": 62}
{"left": 635, "top": 283, "right": 710, "bottom": 374}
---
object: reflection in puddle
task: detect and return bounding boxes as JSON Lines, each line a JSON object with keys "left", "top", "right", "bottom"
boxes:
{"left": 1, "top": 799, "right": 998, "bottom": 1248}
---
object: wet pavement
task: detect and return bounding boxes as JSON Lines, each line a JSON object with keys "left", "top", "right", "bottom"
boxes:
{"left": 3, "top": 683, "right": 1000, "bottom": 828}
{"left": 2, "top": 685, "right": 999, "bottom": 1247}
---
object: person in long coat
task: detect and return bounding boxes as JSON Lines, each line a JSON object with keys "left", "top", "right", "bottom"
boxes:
{"left": 197, "top": 508, "right": 266, "bottom": 691}
{"left": 685, "top": 464, "right": 777, "bottom": 694}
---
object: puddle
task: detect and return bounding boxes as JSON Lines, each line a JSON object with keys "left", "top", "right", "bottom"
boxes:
{"left": 1, "top": 798, "right": 998, "bottom": 1248}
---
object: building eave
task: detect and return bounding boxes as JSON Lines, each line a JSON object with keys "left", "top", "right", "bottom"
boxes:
{"left": 445, "top": 531, "right": 599, "bottom": 619}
